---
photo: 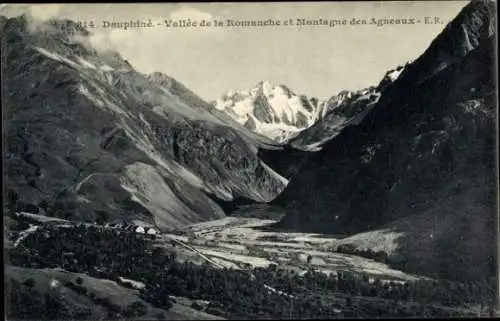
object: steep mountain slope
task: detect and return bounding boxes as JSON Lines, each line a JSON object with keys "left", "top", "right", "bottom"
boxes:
{"left": 256, "top": 67, "right": 407, "bottom": 179}
{"left": 148, "top": 71, "right": 280, "bottom": 150}
{"left": 214, "top": 81, "right": 331, "bottom": 143}
{"left": 2, "top": 15, "right": 287, "bottom": 230}
{"left": 256, "top": 145, "right": 312, "bottom": 180}
{"left": 274, "top": 0, "right": 497, "bottom": 281}
{"left": 290, "top": 66, "right": 406, "bottom": 151}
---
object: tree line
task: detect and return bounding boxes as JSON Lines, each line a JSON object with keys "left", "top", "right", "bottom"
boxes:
{"left": 6, "top": 222, "right": 496, "bottom": 319}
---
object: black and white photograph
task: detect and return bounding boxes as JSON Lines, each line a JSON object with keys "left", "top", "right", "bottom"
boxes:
{"left": 2, "top": 1, "right": 499, "bottom": 319}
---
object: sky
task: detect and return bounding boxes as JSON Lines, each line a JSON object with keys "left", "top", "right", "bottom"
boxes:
{"left": 1, "top": 2, "right": 469, "bottom": 101}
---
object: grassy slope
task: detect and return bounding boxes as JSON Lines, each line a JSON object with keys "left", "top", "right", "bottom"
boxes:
{"left": 5, "top": 265, "right": 224, "bottom": 320}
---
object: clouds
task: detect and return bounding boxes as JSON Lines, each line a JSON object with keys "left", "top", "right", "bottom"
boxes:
{"left": 0, "top": 4, "right": 68, "bottom": 32}
{"left": 1, "top": 4, "right": 56, "bottom": 20}
{"left": 28, "top": 4, "right": 65, "bottom": 21}
{"left": 87, "top": 32, "right": 115, "bottom": 53}
{"left": 169, "top": 6, "right": 213, "bottom": 22}
{"left": 1, "top": 2, "right": 469, "bottom": 101}
{"left": 81, "top": 5, "right": 226, "bottom": 77}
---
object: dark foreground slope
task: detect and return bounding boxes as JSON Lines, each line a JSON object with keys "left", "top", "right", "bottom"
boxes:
{"left": 2, "top": 16, "right": 286, "bottom": 230}
{"left": 6, "top": 217, "right": 495, "bottom": 319}
{"left": 274, "top": 0, "right": 497, "bottom": 281}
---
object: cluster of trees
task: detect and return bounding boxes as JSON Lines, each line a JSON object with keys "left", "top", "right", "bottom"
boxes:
{"left": 290, "top": 269, "right": 495, "bottom": 310}
{"left": 8, "top": 224, "right": 154, "bottom": 274}
{"left": 332, "top": 243, "right": 389, "bottom": 263}
{"left": 139, "top": 258, "right": 491, "bottom": 318}
{"left": 6, "top": 223, "right": 496, "bottom": 319}
{"left": 5, "top": 277, "right": 93, "bottom": 320}
{"left": 5, "top": 276, "right": 155, "bottom": 320}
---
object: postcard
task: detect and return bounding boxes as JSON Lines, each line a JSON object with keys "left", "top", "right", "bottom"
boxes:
{"left": 2, "top": 1, "right": 498, "bottom": 319}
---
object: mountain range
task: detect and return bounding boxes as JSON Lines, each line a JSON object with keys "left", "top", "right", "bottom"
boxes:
{"left": 2, "top": 15, "right": 287, "bottom": 231}
{"left": 3, "top": 0, "right": 498, "bottom": 285}
{"left": 273, "top": 0, "right": 497, "bottom": 281}
{"left": 212, "top": 67, "right": 405, "bottom": 147}
{"left": 213, "top": 81, "right": 330, "bottom": 143}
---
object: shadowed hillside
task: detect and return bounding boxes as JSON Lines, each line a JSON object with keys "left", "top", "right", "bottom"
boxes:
{"left": 2, "top": 15, "right": 287, "bottom": 231}
{"left": 274, "top": 0, "right": 497, "bottom": 281}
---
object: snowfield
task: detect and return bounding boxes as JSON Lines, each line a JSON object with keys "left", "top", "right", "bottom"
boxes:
{"left": 214, "top": 81, "right": 329, "bottom": 143}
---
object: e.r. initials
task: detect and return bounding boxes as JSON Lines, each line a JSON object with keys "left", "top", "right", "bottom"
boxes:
{"left": 424, "top": 16, "right": 443, "bottom": 24}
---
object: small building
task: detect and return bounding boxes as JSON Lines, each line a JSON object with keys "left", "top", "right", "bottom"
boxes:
{"left": 135, "top": 226, "right": 145, "bottom": 234}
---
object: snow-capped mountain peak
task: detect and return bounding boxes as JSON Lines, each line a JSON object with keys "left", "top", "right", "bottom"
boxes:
{"left": 214, "top": 81, "right": 327, "bottom": 143}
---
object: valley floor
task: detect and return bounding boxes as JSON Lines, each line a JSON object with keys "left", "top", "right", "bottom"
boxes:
{"left": 4, "top": 211, "right": 496, "bottom": 319}
{"left": 164, "top": 216, "right": 420, "bottom": 282}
